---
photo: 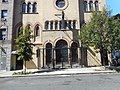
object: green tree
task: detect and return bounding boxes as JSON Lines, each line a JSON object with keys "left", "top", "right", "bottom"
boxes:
{"left": 109, "top": 16, "right": 120, "bottom": 52}
{"left": 16, "top": 26, "right": 33, "bottom": 73}
{"left": 80, "top": 8, "right": 120, "bottom": 66}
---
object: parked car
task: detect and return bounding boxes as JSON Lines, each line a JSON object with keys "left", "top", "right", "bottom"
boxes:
{"left": 112, "top": 52, "right": 120, "bottom": 66}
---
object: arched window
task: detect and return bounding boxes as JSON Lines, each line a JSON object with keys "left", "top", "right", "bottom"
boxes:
{"left": 59, "top": 20, "right": 62, "bottom": 29}
{"left": 64, "top": 20, "right": 67, "bottom": 29}
{"left": 34, "top": 25, "right": 41, "bottom": 42}
{"left": 17, "top": 26, "right": 22, "bottom": 37}
{"left": 50, "top": 21, "right": 53, "bottom": 30}
{"left": 84, "top": 1, "right": 88, "bottom": 12}
{"left": 27, "top": 2, "right": 31, "bottom": 13}
{"left": 95, "top": 1, "right": 99, "bottom": 11}
{"left": 33, "top": 2, "right": 37, "bottom": 13}
{"left": 26, "top": 24, "right": 31, "bottom": 29}
{"left": 68, "top": 20, "right": 72, "bottom": 29}
{"left": 89, "top": 1, "right": 93, "bottom": 11}
{"left": 73, "top": 20, "right": 76, "bottom": 29}
{"left": 55, "top": 21, "right": 58, "bottom": 30}
{"left": 71, "top": 42, "right": 78, "bottom": 63}
{"left": 22, "top": 2, "right": 26, "bottom": 13}
{"left": 35, "top": 26, "right": 40, "bottom": 37}
{"left": 46, "top": 43, "right": 52, "bottom": 65}
{"left": 45, "top": 21, "right": 49, "bottom": 30}
{"left": 56, "top": 0, "right": 65, "bottom": 8}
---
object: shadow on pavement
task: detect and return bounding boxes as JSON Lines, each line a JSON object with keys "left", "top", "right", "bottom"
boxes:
{"left": 33, "top": 68, "right": 66, "bottom": 74}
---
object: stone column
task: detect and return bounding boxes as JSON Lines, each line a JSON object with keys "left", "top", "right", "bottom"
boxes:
{"left": 87, "top": 3, "right": 90, "bottom": 11}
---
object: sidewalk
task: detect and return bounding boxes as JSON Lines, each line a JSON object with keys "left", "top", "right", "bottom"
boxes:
{"left": 0, "top": 66, "right": 116, "bottom": 78}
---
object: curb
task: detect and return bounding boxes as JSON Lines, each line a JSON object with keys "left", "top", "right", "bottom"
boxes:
{"left": 0, "top": 70, "right": 116, "bottom": 78}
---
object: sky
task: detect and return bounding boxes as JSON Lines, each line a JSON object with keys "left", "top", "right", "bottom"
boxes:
{"left": 106, "top": 0, "right": 120, "bottom": 15}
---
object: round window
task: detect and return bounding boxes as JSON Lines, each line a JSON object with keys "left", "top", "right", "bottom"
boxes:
{"left": 54, "top": 0, "right": 68, "bottom": 10}
{"left": 56, "top": 0, "right": 65, "bottom": 8}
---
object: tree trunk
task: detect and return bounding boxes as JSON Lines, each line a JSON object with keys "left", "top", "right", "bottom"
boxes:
{"left": 100, "top": 49, "right": 109, "bottom": 66}
{"left": 23, "top": 60, "right": 26, "bottom": 74}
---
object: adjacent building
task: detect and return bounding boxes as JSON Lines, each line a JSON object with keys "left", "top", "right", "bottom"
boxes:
{"left": 0, "top": 0, "right": 14, "bottom": 70}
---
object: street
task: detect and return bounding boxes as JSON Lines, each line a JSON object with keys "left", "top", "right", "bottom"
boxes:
{"left": 0, "top": 73, "right": 120, "bottom": 90}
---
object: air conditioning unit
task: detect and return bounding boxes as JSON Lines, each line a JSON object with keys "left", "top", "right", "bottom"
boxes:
{"left": 1, "top": 18, "right": 7, "bottom": 21}
{"left": 2, "top": 0, "right": 8, "bottom": 2}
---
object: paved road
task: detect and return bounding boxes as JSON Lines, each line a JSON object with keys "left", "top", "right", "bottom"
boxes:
{"left": 0, "top": 73, "right": 120, "bottom": 90}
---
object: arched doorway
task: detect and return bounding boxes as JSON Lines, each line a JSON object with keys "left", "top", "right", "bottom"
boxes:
{"left": 71, "top": 42, "right": 78, "bottom": 64}
{"left": 46, "top": 43, "right": 52, "bottom": 65}
{"left": 55, "top": 40, "right": 68, "bottom": 64}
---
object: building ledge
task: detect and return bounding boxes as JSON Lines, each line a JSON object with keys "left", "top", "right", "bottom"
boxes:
{"left": 33, "top": 42, "right": 42, "bottom": 45}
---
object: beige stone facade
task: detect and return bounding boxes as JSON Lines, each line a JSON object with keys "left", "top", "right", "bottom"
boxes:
{"left": 11, "top": 0, "right": 108, "bottom": 70}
